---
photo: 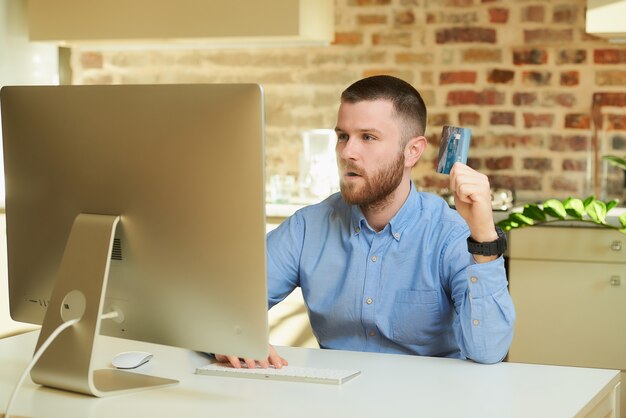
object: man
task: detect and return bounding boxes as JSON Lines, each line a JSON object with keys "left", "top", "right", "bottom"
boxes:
{"left": 217, "top": 75, "right": 515, "bottom": 369}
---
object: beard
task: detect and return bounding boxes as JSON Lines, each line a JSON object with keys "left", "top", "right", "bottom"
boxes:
{"left": 339, "top": 150, "right": 405, "bottom": 210}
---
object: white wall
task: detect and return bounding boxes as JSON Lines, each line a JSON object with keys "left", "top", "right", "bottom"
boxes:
{"left": 0, "top": 0, "right": 58, "bottom": 337}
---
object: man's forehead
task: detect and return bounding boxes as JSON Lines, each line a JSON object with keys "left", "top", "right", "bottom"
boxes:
{"left": 336, "top": 100, "right": 398, "bottom": 130}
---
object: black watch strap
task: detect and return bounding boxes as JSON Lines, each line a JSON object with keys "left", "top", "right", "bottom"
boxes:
{"left": 466, "top": 226, "right": 507, "bottom": 256}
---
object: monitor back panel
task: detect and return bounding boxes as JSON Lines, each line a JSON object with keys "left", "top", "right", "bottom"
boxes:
{"left": 1, "top": 84, "right": 269, "bottom": 358}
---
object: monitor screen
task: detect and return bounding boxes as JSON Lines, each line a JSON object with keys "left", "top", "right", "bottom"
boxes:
{"left": 0, "top": 84, "right": 269, "bottom": 395}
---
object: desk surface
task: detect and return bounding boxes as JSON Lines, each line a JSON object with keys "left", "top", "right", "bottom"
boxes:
{"left": 0, "top": 331, "right": 620, "bottom": 418}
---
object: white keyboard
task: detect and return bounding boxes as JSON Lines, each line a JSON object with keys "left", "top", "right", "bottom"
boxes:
{"left": 196, "top": 362, "right": 360, "bottom": 385}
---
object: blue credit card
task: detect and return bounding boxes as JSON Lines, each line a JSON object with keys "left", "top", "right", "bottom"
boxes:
{"left": 436, "top": 125, "right": 471, "bottom": 175}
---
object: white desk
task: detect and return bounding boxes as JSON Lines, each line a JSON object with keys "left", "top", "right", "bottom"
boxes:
{"left": 0, "top": 331, "right": 620, "bottom": 418}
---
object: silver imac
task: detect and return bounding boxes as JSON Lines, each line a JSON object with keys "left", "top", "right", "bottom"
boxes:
{"left": 0, "top": 84, "right": 269, "bottom": 396}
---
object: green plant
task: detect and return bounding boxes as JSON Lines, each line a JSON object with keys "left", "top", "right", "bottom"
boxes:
{"left": 496, "top": 196, "right": 626, "bottom": 234}
{"left": 602, "top": 155, "right": 626, "bottom": 171}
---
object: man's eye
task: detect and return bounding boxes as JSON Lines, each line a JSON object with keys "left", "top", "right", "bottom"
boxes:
{"left": 363, "top": 134, "right": 375, "bottom": 141}
{"left": 337, "top": 133, "right": 349, "bottom": 141}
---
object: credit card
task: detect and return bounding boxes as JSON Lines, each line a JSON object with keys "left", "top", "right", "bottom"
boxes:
{"left": 436, "top": 125, "right": 471, "bottom": 175}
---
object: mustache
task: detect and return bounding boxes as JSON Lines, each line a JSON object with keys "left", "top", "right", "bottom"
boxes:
{"left": 340, "top": 162, "right": 365, "bottom": 177}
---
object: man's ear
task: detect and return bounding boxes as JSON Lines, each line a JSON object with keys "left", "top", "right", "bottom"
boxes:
{"left": 404, "top": 136, "right": 427, "bottom": 168}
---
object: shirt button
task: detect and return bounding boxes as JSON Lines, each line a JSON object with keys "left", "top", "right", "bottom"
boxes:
{"left": 470, "top": 276, "right": 478, "bottom": 283}
{"left": 355, "top": 226, "right": 361, "bottom": 234}
{"left": 394, "top": 232, "right": 400, "bottom": 239}
{"left": 366, "top": 298, "right": 373, "bottom": 305}
{"left": 371, "top": 255, "right": 377, "bottom": 262}
{"left": 369, "top": 331, "right": 376, "bottom": 337}
{"left": 473, "top": 319, "right": 480, "bottom": 326}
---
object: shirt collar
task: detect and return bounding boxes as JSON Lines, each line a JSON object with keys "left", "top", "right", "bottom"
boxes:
{"left": 349, "top": 182, "right": 423, "bottom": 241}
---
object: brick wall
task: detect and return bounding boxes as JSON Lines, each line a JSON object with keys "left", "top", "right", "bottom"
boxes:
{"left": 72, "top": 0, "right": 626, "bottom": 202}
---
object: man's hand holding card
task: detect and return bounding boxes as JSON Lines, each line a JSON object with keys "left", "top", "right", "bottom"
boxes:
{"left": 437, "top": 126, "right": 498, "bottom": 261}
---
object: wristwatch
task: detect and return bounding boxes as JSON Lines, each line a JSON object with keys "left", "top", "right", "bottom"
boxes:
{"left": 466, "top": 226, "right": 507, "bottom": 256}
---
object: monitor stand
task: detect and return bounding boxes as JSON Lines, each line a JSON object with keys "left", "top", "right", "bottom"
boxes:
{"left": 29, "top": 214, "right": 178, "bottom": 397}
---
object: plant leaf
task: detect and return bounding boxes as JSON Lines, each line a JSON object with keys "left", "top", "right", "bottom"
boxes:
{"left": 606, "top": 199, "right": 619, "bottom": 212}
{"left": 563, "top": 198, "right": 585, "bottom": 219}
{"left": 510, "top": 213, "right": 534, "bottom": 226}
{"left": 583, "top": 196, "right": 595, "bottom": 206}
{"left": 619, "top": 212, "right": 626, "bottom": 228}
{"left": 585, "top": 199, "right": 607, "bottom": 224}
{"left": 543, "top": 199, "right": 567, "bottom": 219}
{"left": 522, "top": 204, "right": 546, "bottom": 221}
{"left": 602, "top": 155, "right": 626, "bottom": 171}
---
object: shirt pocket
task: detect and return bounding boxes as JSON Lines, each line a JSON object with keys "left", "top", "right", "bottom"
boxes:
{"left": 391, "top": 289, "right": 443, "bottom": 345}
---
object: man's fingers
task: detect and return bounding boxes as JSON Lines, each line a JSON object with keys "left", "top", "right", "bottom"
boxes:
{"left": 214, "top": 345, "right": 289, "bottom": 370}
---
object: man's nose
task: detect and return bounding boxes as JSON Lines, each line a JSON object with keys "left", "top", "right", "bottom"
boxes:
{"left": 337, "top": 137, "right": 359, "bottom": 161}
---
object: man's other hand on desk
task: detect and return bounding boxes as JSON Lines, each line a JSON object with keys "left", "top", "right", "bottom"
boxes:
{"left": 215, "top": 344, "right": 289, "bottom": 369}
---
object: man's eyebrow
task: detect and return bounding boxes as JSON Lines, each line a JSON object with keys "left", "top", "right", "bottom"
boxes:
{"left": 334, "top": 127, "right": 383, "bottom": 134}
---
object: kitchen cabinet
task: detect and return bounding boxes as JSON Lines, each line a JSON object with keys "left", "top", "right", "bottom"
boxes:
{"left": 507, "top": 226, "right": 625, "bottom": 414}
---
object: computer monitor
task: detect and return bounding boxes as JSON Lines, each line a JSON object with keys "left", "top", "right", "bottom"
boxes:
{"left": 0, "top": 84, "right": 269, "bottom": 396}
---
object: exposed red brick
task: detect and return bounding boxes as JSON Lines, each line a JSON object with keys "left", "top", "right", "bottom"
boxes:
{"left": 549, "top": 135, "right": 589, "bottom": 151}
{"left": 436, "top": 27, "right": 496, "bottom": 44}
{"left": 523, "top": 113, "right": 554, "bottom": 128}
{"left": 358, "top": 14, "right": 388, "bottom": 25}
{"left": 594, "top": 49, "right": 626, "bottom": 64}
{"left": 395, "top": 53, "right": 434, "bottom": 64}
{"left": 488, "top": 175, "right": 542, "bottom": 191}
{"left": 466, "top": 157, "right": 482, "bottom": 169}
{"left": 489, "top": 8, "right": 509, "bottom": 23}
{"left": 395, "top": 10, "right": 415, "bottom": 25}
{"left": 522, "top": 71, "right": 552, "bottom": 86}
{"left": 362, "top": 69, "right": 414, "bottom": 82}
{"left": 593, "top": 93, "right": 626, "bottom": 107}
{"left": 560, "top": 71, "right": 579, "bottom": 86}
{"left": 513, "top": 49, "right": 548, "bottom": 65}
{"left": 596, "top": 71, "right": 626, "bottom": 86}
{"left": 607, "top": 114, "right": 626, "bottom": 130}
{"left": 447, "top": 0, "right": 474, "bottom": 6}
{"left": 462, "top": 48, "right": 502, "bottom": 63}
{"left": 522, "top": 5, "right": 545, "bottom": 22}
{"left": 564, "top": 114, "right": 591, "bottom": 129}
{"left": 430, "top": 113, "right": 451, "bottom": 126}
{"left": 557, "top": 49, "right": 586, "bottom": 64}
{"left": 486, "top": 156, "right": 514, "bottom": 170}
{"left": 553, "top": 5, "right": 578, "bottom": 24}
{"left": 372, "top": 32, "right": 412, "bottom": 47}
{"left": 80, "top": 52, "right": 104, "bottom": 69}
{"left": 421, "top": 175, "right": 451, "bottom": 190}
{"left": 542, "top": 93, "right": 576, "bottom": 108}
{"left": 524, "top": 158, "right": 552, "bottom": 172}
{"left": 439, "top": 71, "right": 477, "bottom": 84}
{"left": 446, "top": 90, "right": 505, "bottom": 106}
{"left": 458, "top": 111, "right": 481, "bottom": 126}
{"left": 333, "top": 32, "right": 364, "bottom": 45}
{"left": 490, "top": 111, "right": 515, "bottom": 126}
{"left": 562, "top": 159, "right": 587, "bottom": 171}
{"left": 426, "top": 13, "right": 436, "bottom": 24}
{"left": 487, "top": 134, "right": 545, "bottom": 148}
{"left": 524, "top": 29, "right": 573, "bottom": 44}
{"left": 513, "top": 92, "right": 539, "bottom": 106}
{"left": 551, "top": 177, "right": 578, "bottom": 193}
{"left": 355, "top": 0, "right": 391, "bottom": 5}
{"left": 487, "top": 69, "right": 514, "bottom": 84}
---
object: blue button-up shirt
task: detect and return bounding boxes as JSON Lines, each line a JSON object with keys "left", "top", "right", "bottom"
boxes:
{"left": 266, "top": 183, "right": 515, "bottom": 364}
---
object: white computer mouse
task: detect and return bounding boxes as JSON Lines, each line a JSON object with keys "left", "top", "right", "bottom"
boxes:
{"left": 111, "top": 351, "right": 153, "bottom": 369}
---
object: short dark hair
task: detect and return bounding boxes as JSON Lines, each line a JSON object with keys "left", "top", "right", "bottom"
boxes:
{"left": 340, "top": 75, "right": 427, "bottom": 143}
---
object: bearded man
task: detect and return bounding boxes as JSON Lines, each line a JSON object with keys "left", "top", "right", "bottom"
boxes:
{"left": 217, "top": 75, "right": 515, "bottom": 369}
